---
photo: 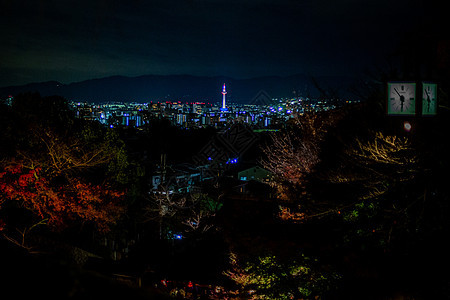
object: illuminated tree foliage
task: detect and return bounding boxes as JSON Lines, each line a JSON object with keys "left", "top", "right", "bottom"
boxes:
{"left": 262, "top": 111, "right": 343, "bottom": 201}
{"left": 0, "top": 162, "right": 124, "bottom": 233}
{"left": 263, "top": 129, "right": 319, "bottom": 188}
{"left": 277, "top": 129, "right": 418, "bottom": 221}
{"left": 322, "top": 131, "right": 416, "bottom": 197}
{"left": 322, "top": 131, "right": 420, "bottom": 243}
{"left": 182, "top": 192, "right": 223, "bottom": 233}
{"left": 145, "top": 188, "right": 223, "bottom": 238}
{"left": 260, "top": 100, "right": 431, "bottom": 246}
{"left": 263, "top": 113, "right": 325, "bottom": 185}
{"left": 15, "top": 129, "right": 126, "bottom": 179}
{"left": 224, "top": 252, "right": 340, "bottom": 300}
{"left": 0, "top": 94, "right": 128, "bottom": 235}
{"left": 330, "top": 131, "right": 418, "bottom": 186}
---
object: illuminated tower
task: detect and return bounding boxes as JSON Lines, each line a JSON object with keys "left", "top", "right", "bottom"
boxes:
{"left": 221, "top": 83, "right": 228, "bottom": 111}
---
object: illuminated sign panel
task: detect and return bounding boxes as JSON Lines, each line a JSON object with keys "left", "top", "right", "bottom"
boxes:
{"left": 387, "top": 82, "right": 416, "bottom": 115}
{"left": 422, "top": 82, "right": 437, "bottom": 116}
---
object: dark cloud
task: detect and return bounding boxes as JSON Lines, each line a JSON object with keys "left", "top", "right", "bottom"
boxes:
{"left": 0, "top": 0, "right": 446, "bottom": 87}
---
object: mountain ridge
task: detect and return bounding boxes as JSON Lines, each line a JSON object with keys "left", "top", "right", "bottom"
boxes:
{"left": 0, "top": 74, "right": 358, "bottom": 103}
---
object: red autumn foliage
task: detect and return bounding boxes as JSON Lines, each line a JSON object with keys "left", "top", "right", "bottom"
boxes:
{"left": 0, "top": 163, "right": 124, "bottom": 232}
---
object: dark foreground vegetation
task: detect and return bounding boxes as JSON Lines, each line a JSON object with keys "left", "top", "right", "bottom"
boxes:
{"left": 1, "top": 67, "right": 450, "bottom": 300}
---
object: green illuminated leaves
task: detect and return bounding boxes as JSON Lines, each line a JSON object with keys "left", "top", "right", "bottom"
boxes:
{"left": 225, "top": 252, "right": 340, "bottom": 299}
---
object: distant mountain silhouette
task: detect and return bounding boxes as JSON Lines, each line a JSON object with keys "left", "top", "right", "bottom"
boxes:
{"left": 0, "top": 74, "right": 358, "bottom": 103}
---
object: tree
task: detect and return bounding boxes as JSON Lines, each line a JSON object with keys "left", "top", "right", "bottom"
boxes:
{"left": 144, "top": 187, "right": 223, "bottom": 239}
{"left": 181, "top": 192, "right": 223, "bottom": 234}
{"left": 260, "top": 99, "right": 430, "bottom": 245}
{"left": 321, "top": 130, "right": 420, "bottom": 243}
{"left": 0, "top": 160, "right": 124, "bottom": 233}
{"left": 145, "top": 185, "right": 188, "bottom": 239}
{"left": 224, "top": 251, "right": 340, "bottom": 300}
{"left": 0, "top": 94, "right": 128, "bottom": 236}
{"left": 261, "top": 111, "right": 343, "bottom": 202}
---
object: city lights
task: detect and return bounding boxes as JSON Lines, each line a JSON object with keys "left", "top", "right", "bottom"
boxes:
{"left": 68, "top": 87, "right": 353, "bottom": 130}
{"left": 0, "top": 0, "right": 446, "bottom": 298}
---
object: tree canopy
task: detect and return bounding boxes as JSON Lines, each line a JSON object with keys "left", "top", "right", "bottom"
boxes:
{"left": 0, "top": 93, "right": 128, "bottom": 234}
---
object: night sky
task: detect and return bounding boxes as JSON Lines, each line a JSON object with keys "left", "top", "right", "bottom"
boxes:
{"left": 0, "top": 0, "right": 446, "bottom": 88}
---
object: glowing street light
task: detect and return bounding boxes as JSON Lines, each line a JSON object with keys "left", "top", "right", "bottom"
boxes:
{"left": 403, "top": 121, "right": 412, "bottom": 132}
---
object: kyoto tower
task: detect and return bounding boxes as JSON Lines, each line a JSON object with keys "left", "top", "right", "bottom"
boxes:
{"left": 221, "top": 83, "right": 228, "bottom": 111}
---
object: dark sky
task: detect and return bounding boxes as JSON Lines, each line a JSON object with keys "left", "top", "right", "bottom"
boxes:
{"left": 0, "top": 0, "right": 445, "bottom": 87}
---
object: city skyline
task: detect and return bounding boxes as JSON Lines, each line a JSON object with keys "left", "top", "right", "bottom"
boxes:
{"left": 69, "top": 86, "right": 347, "bottom": 129}
{"left": 1, "top": 1, "right": 449, "bottom": 294}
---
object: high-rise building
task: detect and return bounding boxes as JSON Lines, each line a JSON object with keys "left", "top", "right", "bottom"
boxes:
{"left": 221, "top": 83, "right": 228, "bottom": 111}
